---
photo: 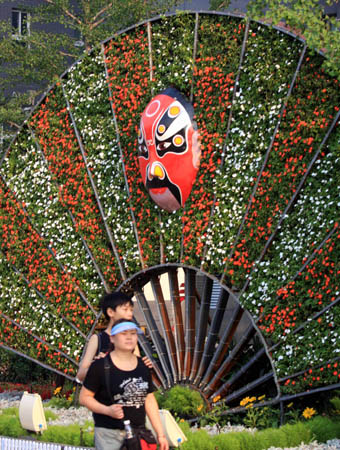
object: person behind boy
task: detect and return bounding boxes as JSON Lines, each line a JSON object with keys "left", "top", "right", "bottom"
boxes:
{"left": 76, "top": 292, "right": 151, "bottom": 383}
{"left": 79, "top": 319, "right": 169, "bottom": 450}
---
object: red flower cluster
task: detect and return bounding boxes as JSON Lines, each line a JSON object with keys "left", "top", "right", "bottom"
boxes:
{"left": 259, "top": 224, "right": 340, "bottom": 338}
{"left": 225, "top": 56, "right": 340, "bottom": 287}
{"left": 30, "top": 86, "right": 121, "bottom": 287}
{"left": 181, "top": 19, "right": 244, "bottom": 265}
{"left": 281, "top": 362, "right": 340, "bottom": 394}
{"left": 104, "top": 28, "right": 161, "bottom": 267}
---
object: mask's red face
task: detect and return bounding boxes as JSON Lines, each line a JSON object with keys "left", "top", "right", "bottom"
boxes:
{"left": 138, "top": 88, "right": 201, "bottom": 212}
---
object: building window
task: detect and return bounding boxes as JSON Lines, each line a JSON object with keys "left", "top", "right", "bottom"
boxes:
{"left": 12, "top": 9, "right": 30, "bottom": 38}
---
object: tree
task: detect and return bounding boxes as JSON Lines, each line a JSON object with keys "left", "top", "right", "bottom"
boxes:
{"left": 0, "top": 0, "right": 183, "bottom": 149}
{"left": 210, "top": 0, "right": 340, "bottom": 79}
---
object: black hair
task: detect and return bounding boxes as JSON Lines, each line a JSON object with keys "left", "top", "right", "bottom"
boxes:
{"left": 111, "top": 318, "right": 135, "bottom": 328}
{"left": 99, "top": 292, "right": 133, "bottom": 321}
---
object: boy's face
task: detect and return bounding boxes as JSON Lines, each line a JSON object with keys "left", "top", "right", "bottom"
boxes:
{"left": 111, "top": 329, "right": 138, "bottom": 351}
{"left": 110, "top": 302, "right": 134, "bottom": 321}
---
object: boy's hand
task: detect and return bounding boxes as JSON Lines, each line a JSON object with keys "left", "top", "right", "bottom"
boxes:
{"left": 142, "top": 356, "right": 153, "bottom": 369}
{"left": 107, "top": 404, "right": 124, "bottom": 419}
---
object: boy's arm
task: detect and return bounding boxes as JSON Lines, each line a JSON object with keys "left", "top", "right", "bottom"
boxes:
{"left": 145, "top": 393, "right": 168, "bottom": 450}
{"left": 76, "top": 334, "right": 99, "bottom": 383}
{"left": 79, "top": 385, "right": 124, "bottom": 419}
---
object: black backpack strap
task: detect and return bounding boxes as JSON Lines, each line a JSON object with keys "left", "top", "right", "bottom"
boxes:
{"left": 104, "top": 354, "right": 113, "bottom": 401}
{"left": 96, "top": 332, "right": 102, "bottom": 356}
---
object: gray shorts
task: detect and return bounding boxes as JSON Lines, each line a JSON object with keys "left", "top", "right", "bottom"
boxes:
{"left": 94, "top": 427, "right": 126, "bottom": 450}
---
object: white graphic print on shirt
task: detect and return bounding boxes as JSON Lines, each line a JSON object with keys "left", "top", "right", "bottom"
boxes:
{"left": 113, "top": 377, "right": 149, "bottom": 408}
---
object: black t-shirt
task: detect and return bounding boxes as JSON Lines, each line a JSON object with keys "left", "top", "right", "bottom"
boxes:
{"left": 83, "top": 354, "right": 154, "bottom": 429}
{"left": 96, "top": 331, "right": 112, "bottom": 354}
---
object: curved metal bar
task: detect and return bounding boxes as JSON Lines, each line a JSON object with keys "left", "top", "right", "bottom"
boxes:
{"left": 0, "top": 312, "right": 78, "bottom": 365}
{"left": 101, "top": 43, "right": 145, "bottom": 269}
{"left": 191, "top": 276, "right": 213, "bottom": 385}
{"left": 269, "top": 295, "right": 340, "bottom": 358}
{"left": 61, "top": 82, "right": 127, "bottom": 282}
{"left": 187, "top": 382, "right": 340, "bottom": 422}
{"left": 195, "top": 288, "right": 230, "bottom": 387}
{"left": 278, "top": 356, "right": 340, "bottom": 383}
{"left": 190, "top": 12, "right": 200, "bottom": 104}
{"left": 240, "top": 106, "right": 340, "bottom": 295}
{"left": 150, "top": 274, "right": 179, "bottom": 381}
{"left": 0, "top": 344, "right": 75, "bottom": 381}
{"left": 147, "top": 21, "right": 154, "bottom": 98}
{"left": 168, "top": 268, "right": 186, "bottom": 379}
{"left": 220, "top": 42, "right": 308, "bottom": 287}
{"left": 0, "top": 172, "right": 96, "bottom": 315}
{"left": 134, "top": 288, "right": 173, "bottom": 386}
{"left": 215, "top": 371, "right": 275, "bottom": 403}
{"left": 183, "top": 268, "right": 197, "bottom": 380}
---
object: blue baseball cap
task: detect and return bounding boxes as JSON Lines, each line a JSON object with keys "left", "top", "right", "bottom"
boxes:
{"left": 111, "top": 321, "right": 143, "bottom": 336}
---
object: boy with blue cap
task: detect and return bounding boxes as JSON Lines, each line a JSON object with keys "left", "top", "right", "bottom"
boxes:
{"left": 79, "top": 319, "right": 168, "bottom": 450}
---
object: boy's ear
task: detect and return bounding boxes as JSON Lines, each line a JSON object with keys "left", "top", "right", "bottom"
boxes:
{"left": 106, "top": 307, "right": 116, "bottom": 318}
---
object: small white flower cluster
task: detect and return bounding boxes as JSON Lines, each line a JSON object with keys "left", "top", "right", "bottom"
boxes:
{"left": 204, "top": 25, "right": 301, "bottom": 270}
{"left": 152, "top": 17, "right": 195, "bottom": 93}
{"left": 274, "top": 305, "right": 340, "bottom": 375}
{"left": 1, "top": 133, "right": 103, "bottom": 304}
{"left": 64, "top": 47, "right": 140, "bottom": 272}
{"left": 0, "top": 253, "right": 85, "bottom": 358}
{"left": 244, "top": 145, "right": 340, "bottom": 319}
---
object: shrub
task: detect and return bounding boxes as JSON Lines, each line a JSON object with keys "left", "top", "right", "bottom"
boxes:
{"left": 1, "top": 407, "right": 19, "bottom": 417}
{"left": 0, "top": 415, "right": 28, "bottom": 437}
{"left": 44, "top": 409, "right": 58, "bottom": 421}
{"left": 305, "top": 416, "right": 340, "bottom": 443}
{"left": 329, "top": 391, "right": 340, "bottom": 416}
{"left": 280, "top": 422, "right": 312, "bottom": 446}
{"left": 155, "top": 386, "right": 205, "bottom": 419}
{"left": 37, "top": 424, "right": 94, "bottom": 447}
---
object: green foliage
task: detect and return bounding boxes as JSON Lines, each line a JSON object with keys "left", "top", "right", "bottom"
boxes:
{"left": 305, "top": 415, "right": 340, "bottom": 442}
{"left": 246, "top": 0, "right": 340, "bottom": 79}
{"left": 243, "top": 405, "right": 280, "bottom": 430}
{"left": 155, "top": 386, "right": 206, "bottom": 419}
{"left": 1, "top": 407, "right": 19, "bottom": 417}
{"left": 37, "top": 424, "right": 94, "bottom": 447}
{"left": 330, "top": 391, "right": 340, "bottom": 416}
{"left": 179, "top": 419, "right": 314, "bottom": 450}
{"left": 0, "top": 414, "right": 29, "bottom": 437}
{"left": 0, "top": 348, "right": 53, "bottom": 384}
{"left": 0, "top": 0, "right": 183, "bottom": 138}
{"left": 0, "top": 408, "right": 338, "bottom": 449}
{"left": 45, "top": 384, "right": 77, "bottom": 409}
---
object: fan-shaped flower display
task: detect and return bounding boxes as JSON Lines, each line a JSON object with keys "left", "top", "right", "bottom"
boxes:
{"left": 0, "top": 12, "right": 339, "bottom": 408}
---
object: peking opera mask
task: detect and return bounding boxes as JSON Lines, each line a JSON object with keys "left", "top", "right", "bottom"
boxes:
{"left": 138, "top": 88, "right": 201, "bottom": 212}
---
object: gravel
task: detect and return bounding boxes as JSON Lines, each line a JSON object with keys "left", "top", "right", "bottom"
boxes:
{"left": 1, "top": 392, "right": 339, "bottom": 449}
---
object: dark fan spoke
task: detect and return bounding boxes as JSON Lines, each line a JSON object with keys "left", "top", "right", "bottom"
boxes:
{"left": 150, "top": 275, "right": 179, "bottom": 381}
